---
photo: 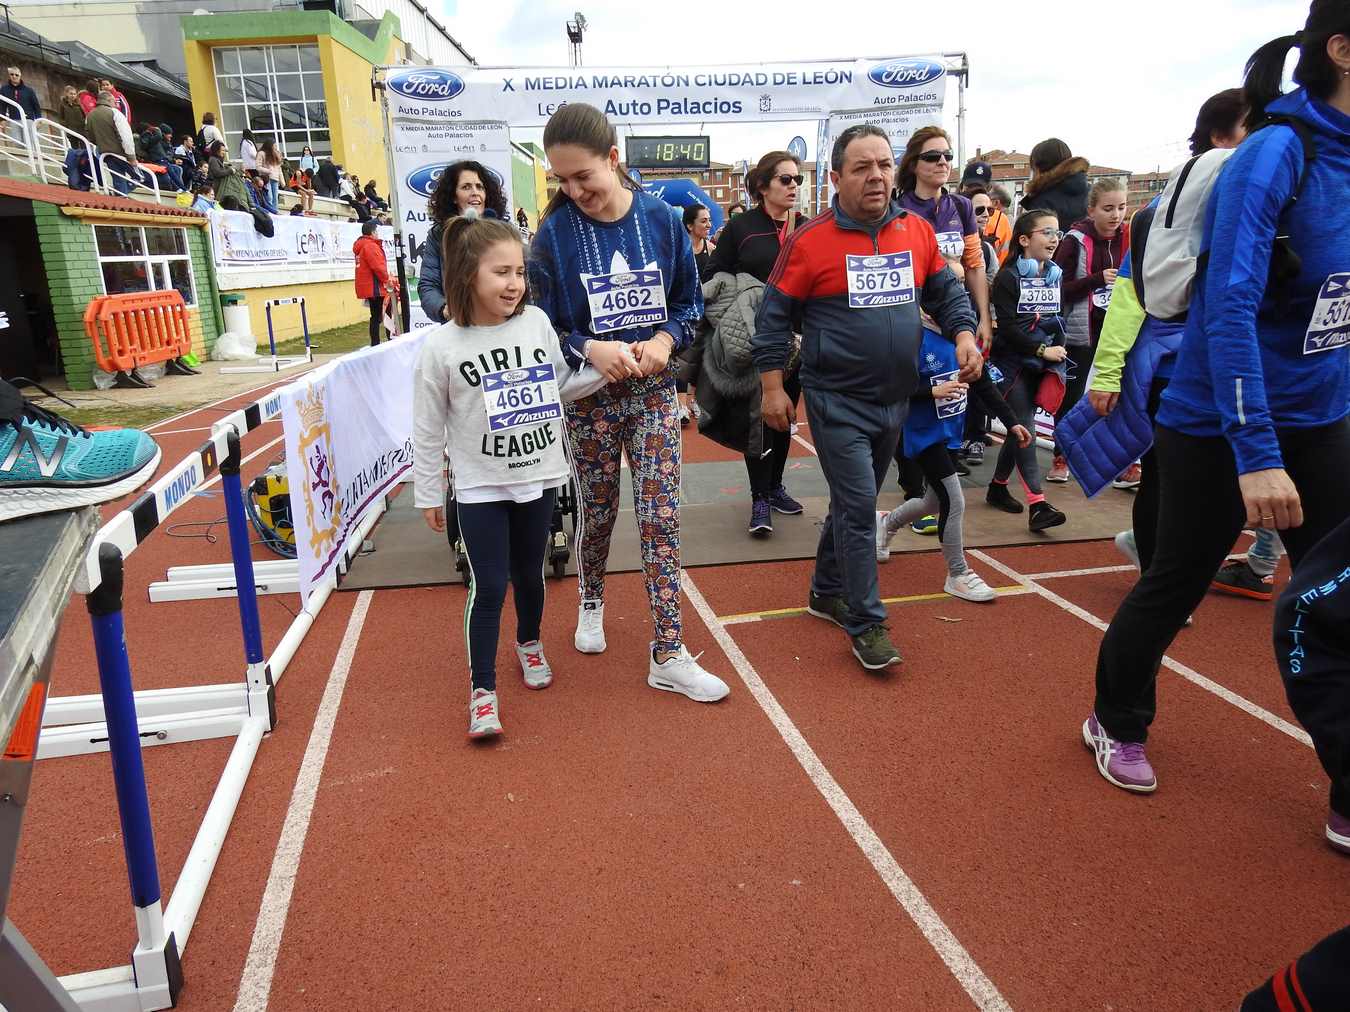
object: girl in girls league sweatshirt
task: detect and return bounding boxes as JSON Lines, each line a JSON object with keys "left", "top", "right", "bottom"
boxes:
{"left": 413, "top": 214, "right": 609, "bottom": 739}
{"left": 529, "top": 102, "right": 730, "bottom": 704}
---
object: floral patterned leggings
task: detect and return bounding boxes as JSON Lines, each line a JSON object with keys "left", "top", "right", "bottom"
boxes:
{"left": 566, "top": 378, "right": 682, "bottom": 652}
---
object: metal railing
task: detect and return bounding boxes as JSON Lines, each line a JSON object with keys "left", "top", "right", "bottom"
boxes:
{"left": 30, "top": 116, "right": 99, "bottom": 190}
{"left": 0, "top": 93, "right": 37, "bottom": 174}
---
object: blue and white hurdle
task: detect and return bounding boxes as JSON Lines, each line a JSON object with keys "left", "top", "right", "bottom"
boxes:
{"left": 40, "top": 387, "right": 388, "bottom": 1010}
{"left": 220, "top": 297, "right": 313, "bottom": 375}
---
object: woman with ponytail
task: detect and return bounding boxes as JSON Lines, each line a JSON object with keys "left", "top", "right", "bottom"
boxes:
{"left": 1085, "top": 2, "right": 1350, "bottom": 857}
{"left": 529, "top": 102, "right": 730, "bottom": 704}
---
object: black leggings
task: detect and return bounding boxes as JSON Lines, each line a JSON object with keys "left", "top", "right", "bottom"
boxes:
{"left": 1053, "top": 344, "right": 1094, "bottom": 453}
{"left": 457, "top": 490, "right": 556, "bottom": 692}
{"left": 746, "top": 371, "right": 800, "bottom": 496}
{"left": 1094, "top": 419, "right": 1350, "bottom": 745}
{"left": 992, "top": 368, "right": 1043, "bottom": 496}
{"left": 366, "top": 296, "right": 383, "bottom": 346}
{"left": 1132, "top": 377, "right": 1169, "bottom": 571}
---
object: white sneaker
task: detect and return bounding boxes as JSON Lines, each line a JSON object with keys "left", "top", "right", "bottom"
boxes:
{"left": 515, "top": 640, "right": 553, "bottom": 689}
{"left": 945, "top": 570, "right": 996, "bottom": 603}
{"left": 575, "top": 602, "right": 606, "bottom": 654}
{"left": 1114, "top": 530, "right": 1140, "bottom": 571}
{"left": 648, "top": 644, "right": 730, "bottom": 702}
{"left": 875, "top": 510, "right": 895, "bottom": 563}
{"left": 468, "top": 688, "right": 502, "bottom": 738}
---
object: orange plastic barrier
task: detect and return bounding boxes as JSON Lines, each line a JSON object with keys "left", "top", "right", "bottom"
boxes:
{"left": 83, "top": 290, "right": 193, "bottom": 375}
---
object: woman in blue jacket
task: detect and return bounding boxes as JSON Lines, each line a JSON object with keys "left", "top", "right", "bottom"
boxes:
{"left": 1086, "top": 3, "right": 1350, "bottom": 853}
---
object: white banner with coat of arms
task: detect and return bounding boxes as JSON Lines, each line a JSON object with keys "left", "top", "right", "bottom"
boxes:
{"left": 280, "top": 332, "right": 429, "bottom": 603}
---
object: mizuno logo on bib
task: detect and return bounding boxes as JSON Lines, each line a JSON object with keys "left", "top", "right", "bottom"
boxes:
{"left": 583, "top": 268, "right": 667, "bottom": 334}
{"left": 846, "top": 252, "right": 915, "bottom": 308}
{"left": 1303, "top": 273, "right": 1350, "bottom": 355}
{"left": 482, "top": 364, "right": 562, "bottom": 432}
{"left": 1017, "top": 277, "right": 1060, "bottom": 314}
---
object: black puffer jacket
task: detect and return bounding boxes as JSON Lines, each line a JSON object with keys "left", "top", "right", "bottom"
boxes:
{"left": 1020, "top": 156, "right": 1090, "bottom": 230}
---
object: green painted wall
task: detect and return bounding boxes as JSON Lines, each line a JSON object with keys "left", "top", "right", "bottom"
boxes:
{"left": 35, "top": 205, "right": 220, "bottom": 390}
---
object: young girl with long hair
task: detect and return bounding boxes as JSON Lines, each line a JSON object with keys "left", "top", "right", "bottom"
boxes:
{"left": 988, "top": 210, "right": 1071, "bottom": 531}
{"left": 529, "top": 102, "right": 729, "bottom": 703}
{"left": 412, "top": 214, "right": 608, "bottom": 738}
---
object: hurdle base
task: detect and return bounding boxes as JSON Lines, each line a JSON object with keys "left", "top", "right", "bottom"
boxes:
{"left": 36, "top": 706, "right": 247, "bottom": 760}
{"left": 219, "top": 348, "right": 312, "bottom": 376}
{"left": 149, "top": 558, "right": 299, "bottom": 603}
{"left": 131, "top": 930, "right": 182, "bottom": 1010}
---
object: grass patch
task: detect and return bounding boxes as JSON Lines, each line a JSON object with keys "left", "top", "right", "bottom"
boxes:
{"left": 57, "top": 403, "right": 199, "bottom": 431}
{"left": 274, "top": 320, "right": 369, "bottom": 357}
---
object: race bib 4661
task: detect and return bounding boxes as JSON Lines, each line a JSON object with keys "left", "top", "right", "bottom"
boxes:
{"left": 482, "top": 363, "right": 562, "bottom": 432}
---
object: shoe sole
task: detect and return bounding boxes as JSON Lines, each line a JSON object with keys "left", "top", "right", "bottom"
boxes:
{"left": 945, "top": 584, "right": 996, "bottom": 603}
{"left": 0, "top": 446, "right": 163, "bottom": 522}
{"left": 523, "top": 676, "right": 552, "bottom": 690}
{"left": 1029, "top": 513, "right": 1067, "bottom": 533}
{"left": 1208, "top": 580, "right": 1273, "bottom": 602}
{"left": 1327, "top": 823, "right": 1350, "bottom": 855}
{"left": 574, "top": 638, "right": 606, "bottom": 654}
{"left": 1112, "top": 481, "right": 1141, "bottom": 490}
{"left": 1045, "top": 474, "right": 1070, "bottom": 483}
{"left": 1080, "top": 721, "right": 1157, "bottom": 793}
{"left": 805, "top": 605, "right": 845, "bottom": 627}
{"left": 647, "top": 673, "right": 728, "bottom": 702}
{"left": 748, "top": 525, "right": 773, "bottom": 537}
{"left": 770, "top": 504, "right": 804, "bottom": 515}
{"left": 851, "top": 645, "right": 902, "bottom": 671}
{"left": 468, "top": 725, "right": 502, "bottom": 739}
{"left": 911, "top": 528, "right": 938, "bottom": 536}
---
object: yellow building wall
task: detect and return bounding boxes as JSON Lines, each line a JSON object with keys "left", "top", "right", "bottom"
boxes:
{"left": 319, "top": 36, "right": 393, "bottom": 194}
{"left": 222, "top": 280, "right": 367, "bottom": 345}
{"left": 183, "top": 40, "right": 219, "bottom": 128}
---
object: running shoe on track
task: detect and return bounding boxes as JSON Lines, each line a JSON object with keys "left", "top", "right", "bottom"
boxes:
{"left": 748, "top": 495, "right": 773, "bottom": 537}
{"left": 0, "top": 381, "right": 160, "bottom": 522}
{"left": 574, "top": 601, "right": 606, "bottom": 654}
{"left": 1112, "top": 462, "right": 1143, "bottom": 489}
{"left": 1114, "top": 529, "right": 1140, "bottom": 570}
{"left": 945, "top": 571, "right": 996, "bottom": 603}
{"left": 986, "top": 482, "right": 1023, "bottom": 514}
{"left": 851, "top": 625, "right": 902, "bottom": 670}
{"left": 1029, "top": 501, "right": 1066, "bottom": 532}
{"left": 1046, "top": 455, "right": 1070, "bottom": 483}
{"left": 1210, "top": 560, "right": 1275, "bottom": 601}
{"left": 468, "top": 688, "right": 502, "bottom": 738}
{"left": 806, "top": 590, "right": 849, "bottom": 627}
{"left": 767, "top": 485, "right": 804, "bottom": 515}
{"left": 1082, "top": 713, "right": 1156, "bottom": 793}
{"left": 1327, "top": 810, "right": 1350, "bottom": 856}
{"left": 911, "top": 514, "right": 938, "bottom": 535}
{"left": 515, "top": 640, "right": 553, "bottom": 689}
{"left": 648, "top": 644, "right": 729, "bottom": 702}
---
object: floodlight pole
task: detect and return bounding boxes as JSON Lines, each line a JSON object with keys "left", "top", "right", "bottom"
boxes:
{"left": 566, "top": 12, "right": 587, "bottom": 67}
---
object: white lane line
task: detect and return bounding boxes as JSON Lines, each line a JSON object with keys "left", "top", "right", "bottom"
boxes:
{"left": 969, "top": 550, "right": 1312, "bottom": 748}
{"left": 682, "top": 571, "right": 1012, "bottom": 1011}
{"left": 791, "top": 430, "right": 817, "bottom": 456}
{"left": 232, "top": 590, "right": 375, "bottom": 1012}
{"left": 1026, "top": 564, "right": 1137, "bottom": 580}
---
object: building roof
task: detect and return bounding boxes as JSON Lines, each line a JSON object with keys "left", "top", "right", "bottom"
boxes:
{"left": 0, "top": 177, "right": 206, "bottom": 219}
{"left": 0, "top": 11, "right": 190, "bottom": 105}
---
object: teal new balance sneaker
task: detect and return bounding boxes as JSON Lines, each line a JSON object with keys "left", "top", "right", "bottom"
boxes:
{"left": 0, "top": 381, "right": 161, "bottom": 522}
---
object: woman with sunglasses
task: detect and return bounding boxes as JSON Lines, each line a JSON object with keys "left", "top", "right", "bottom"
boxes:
{"left": 703, "top": 149, "right": 807, "bottom": 537}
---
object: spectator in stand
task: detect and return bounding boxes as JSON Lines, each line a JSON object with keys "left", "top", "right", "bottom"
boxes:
{"left": 298, "top": 144, "right": 317, "bottom": 174}
{"left": 257, "top": 139, "right": 283, "bottom": 209}
{"left": 139, "top": 122, "right": 184, "bottom": 190}
{"left": 363, "top": 178, "right": 387, "bottom": 210}
{"left": 239, "top": 128, "right": 258, "bottom": 172}
{"left": 1020, "top": 138, "right": 1090, "bottom": 230}
{"left": 314, "top": 158, "right": 340, "bottom": 199}
{"left": 174, "top": 134, "right": 199, "bottom": 177}
{"left": 205, "top": 139, "right": 249, "bottom": 208}
{"left": 199, "top": 111, "right": 223, "bottom": 151}
{"left": 57, "top": 85, "right": 85, "bottom": 142}
{"left": 348, "top": 188, "right": 373, "bottom": 222}
{"left": 2, "top": 67, "right": 41, "bottom": 143}
{"left": 291, "top": 167, "right": 316, "bottom": 213}
{"left": 99, "top": 80, "right": 131, "bottom": 124}
{"left": 77, "top": 78, "right": 99, "bottom": 118}
{"left": 191, "top": 181, "right": 216, "bottom": 214}
{"left": 247, "top": 170, "right": 277, "bottom": 214}
{"left": 338, "top": 170, "right": 357, "bottom": 200}
{"left": 84, "top": 91, "right": 140, "bottom": 195}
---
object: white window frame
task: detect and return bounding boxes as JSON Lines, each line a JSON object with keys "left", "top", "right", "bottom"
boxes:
{"left": 93, "top": 224, "right": 198, "bottom": 308}
{"left": 212, "top": 43, "right": 329, "bottom": 160}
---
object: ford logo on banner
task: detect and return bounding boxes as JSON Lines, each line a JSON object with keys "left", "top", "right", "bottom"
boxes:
{"left": 388, "top": 69, "right": 465, "bottom": 102}
{"left": 868, "top": 59, "right": 945, "bottom": 89}
{"left": 406, "top": 164, "right": 448, "bottom": 197}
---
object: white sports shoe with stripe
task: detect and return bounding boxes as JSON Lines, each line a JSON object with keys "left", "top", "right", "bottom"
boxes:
{"left": 468, "top": 688, "right": 502, "bottom": 738}
{"left": 515, "top": 640, "right": 553, "bottom": 689}
{"left": 647, "top": 644, "right": 729, "bottom": 702}
{"left": 574, "top": 601, "right": 606, "bottom": 653}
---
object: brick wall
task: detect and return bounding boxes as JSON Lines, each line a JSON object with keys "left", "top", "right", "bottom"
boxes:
{"left": 34, "top": 203, "right": 103, "bottom": 390}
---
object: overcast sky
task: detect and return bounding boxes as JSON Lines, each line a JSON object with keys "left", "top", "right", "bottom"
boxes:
{"left": 440, "top": 0, "right": 1308, "bottom": 175}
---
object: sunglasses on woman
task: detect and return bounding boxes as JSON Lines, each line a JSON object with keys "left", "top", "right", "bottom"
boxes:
{"left": 775, "top": 173, "right": 804, "bottom": 186}
{"left": 918, "top": 149, "right": 955, "bottom": 164}
{"left": 973, "top": 206, "right": 992, "bottom": 217}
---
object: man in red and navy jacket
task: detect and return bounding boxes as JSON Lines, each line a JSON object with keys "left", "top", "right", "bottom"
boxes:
{"left": 753, "top": 123, "right": 981, "bottom": 671}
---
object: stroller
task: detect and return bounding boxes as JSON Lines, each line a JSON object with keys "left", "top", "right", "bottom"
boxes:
{"left": 444, "top": 479, "right": 579, "bottom": 582}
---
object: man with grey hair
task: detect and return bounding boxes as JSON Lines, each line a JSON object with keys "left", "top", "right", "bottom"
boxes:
{"left": 2, "top": 66, "right": 41, "bottom": 144}
{"left": 752, "top": 123, "right": 982, "bottom": 671}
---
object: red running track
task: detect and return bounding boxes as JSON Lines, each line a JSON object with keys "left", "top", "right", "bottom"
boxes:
{"left": 7, "top": 389, "right": 1346, "bottom": 1010}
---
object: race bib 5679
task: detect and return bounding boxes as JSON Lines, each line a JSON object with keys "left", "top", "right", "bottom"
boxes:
{"left": 846, "top": 252, "right": 915, "bottom": 309}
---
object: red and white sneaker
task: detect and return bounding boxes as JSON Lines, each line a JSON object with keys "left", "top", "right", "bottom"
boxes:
{"left": 1046, "top": 455, "right": 1070, "bottom": 483}
{"left": 515, "top": 640, "right": 553, "bottom": 689}
{"left": 1112, "top": 462, "right": 1143, "bottom": 489}
{"left": 468, "top": 688, "right": 502, "bottom": 738}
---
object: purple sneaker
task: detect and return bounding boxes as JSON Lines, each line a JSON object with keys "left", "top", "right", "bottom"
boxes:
{"left": 1082, "top": 714, "right": 1157, "bottom": 793}
{"left": 1328, "top": 810, "right": 1350, "bottom": 856}
{"left": 748, "top": 495, "right": 773, "bottom": 537}
{"left": 767, "top": 485, "right": 804, "bottom": 515}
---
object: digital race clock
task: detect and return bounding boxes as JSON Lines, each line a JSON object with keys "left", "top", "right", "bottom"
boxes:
{"left": 625, "top": 136, "right": 711, "bottom": 170}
